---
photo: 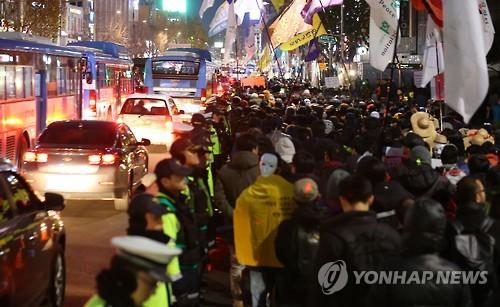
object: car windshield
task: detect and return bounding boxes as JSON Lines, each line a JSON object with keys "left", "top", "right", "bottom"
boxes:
{"left": 120, "top": 98, "right": 170, "bottom": 116}
{"left": 38, "top": 122, "right": 116, "bottom": 147}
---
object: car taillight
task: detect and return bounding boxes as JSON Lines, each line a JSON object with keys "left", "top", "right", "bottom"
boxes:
{"left": 165, "top": 120, "right": 173, "bottom": 131}
{"left": 89, "top": 90, "right": 97, "bottom": 112}
{"left": 88, "top": 153, "right": 118, "bottom": 165}
{"left": 201, "top": 88, "right": 207, "bottom": 102}
{"left": 88, "top": 154, "right": 101, "bottom": 165}
{"left": 101, "top": 154, "right": 116, "bottom": 165}
{"left": 24, "top": 151, "right": 48, "bottom": 163}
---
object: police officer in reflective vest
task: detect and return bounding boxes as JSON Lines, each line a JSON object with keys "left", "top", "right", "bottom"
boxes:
{"left": 154, "top": 158, "right": 202, "bottom": 306}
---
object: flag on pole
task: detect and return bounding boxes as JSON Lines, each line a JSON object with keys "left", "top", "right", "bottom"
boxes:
{"left": 245, "top": 25, "right": 257, "bottom": 63}
{"left": 478, "top": 0, "right": 495, "bottom": 55}
{"left": 305, "top": 40, "right": 320, "bottom": 62}
{"left": 271, "top": 0, "right": 286, "bottom": 11}
{"left": 270, "top": 0, "right": 313, "bottom": 47}
{"left": 365, "top": 0, "right": 400, "bottom": 72}
{"left": 209, "top": 2, "right": 229, "bottom": 37}
{"left": 301, "top": 0, "right": 343, "bottom": 25}
{"left": 279, "top": 14, "right": 326, "bottom": 51}
{"left": 223, "top": 1, "right": 238, "bottom": 64}
{"left": 199, "top": 0, "right": 216, "bottom": 18}
{"left": 258, "top": 45, "right": 272, "bottom": 71}
{"left": 444, "top": 0, "right": 489, "bottom": 123}
{"left": 418, "top": 17, "right": 444, "bottom": 88}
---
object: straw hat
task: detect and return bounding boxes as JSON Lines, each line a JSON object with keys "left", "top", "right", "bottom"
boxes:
{"left": 411, "top": 112, "right": 436, "bottom": 139}
{"left": 434, "top": 134, "right": 448, "bottom": 145}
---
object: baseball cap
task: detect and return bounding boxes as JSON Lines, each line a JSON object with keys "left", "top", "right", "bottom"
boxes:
{"left": 170, "top": 138, "right": 201, "bottom": 158}
{"left": 191, "top": 113, "right": 207, "bottom": 126}
{"left": 128, "top": 193, "right": 166, "bottom": 217}
{"left": 111, "top": 236, "right": 181, "bottom": 282}
{"left": 154, "top": 158, "right": 192, "bottom": 179}
{"left": 294, "top": 178, "right": 319, "bottom": 203}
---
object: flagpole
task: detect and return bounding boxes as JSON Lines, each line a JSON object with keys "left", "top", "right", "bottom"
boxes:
{"left": 255, "top": 0, "right": 285, "bottom": 81}
{"left": 388, "top": 11, "right": 401, "bottom": 101}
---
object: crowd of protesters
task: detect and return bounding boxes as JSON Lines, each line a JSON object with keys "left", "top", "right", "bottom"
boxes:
{"left": 88, "top": 79, "right": 500, "bottom": 307}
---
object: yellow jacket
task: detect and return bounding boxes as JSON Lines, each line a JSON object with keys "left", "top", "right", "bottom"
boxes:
{"left": 233, "top": 175, "right": 296, "bottom": 267}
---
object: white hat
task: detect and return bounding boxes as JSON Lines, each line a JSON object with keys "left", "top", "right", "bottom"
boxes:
{"left": 370, "top": 111, "right": 380, "bottom": 119}
{"left": 275, "top": 137, "right": 296, "bottom": 164}
{"left": 112, "top": 236, "right": 181, "bottom": 264}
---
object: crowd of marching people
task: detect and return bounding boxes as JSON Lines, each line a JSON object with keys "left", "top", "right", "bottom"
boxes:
{"left": 87, "top": 80, "right": 500, "bottom": 307}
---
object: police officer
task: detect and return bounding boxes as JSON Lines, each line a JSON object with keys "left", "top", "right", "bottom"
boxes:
{"left": 84, "top": 236, "right": 181, "bottom": 307}
{"left": 154, "top": 158, "right": 201, "bottom": 306}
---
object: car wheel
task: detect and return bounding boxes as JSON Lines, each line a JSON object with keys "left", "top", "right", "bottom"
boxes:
{"left": 114, "top": 175, "right": 132, "bottom": 211}
{"left": 47, "top": 248, "right": 65, "bottom": 307}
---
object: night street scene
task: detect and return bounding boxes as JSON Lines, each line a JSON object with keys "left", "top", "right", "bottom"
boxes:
{"left": 1, "top": 0, "right": 500, "bottom": 306}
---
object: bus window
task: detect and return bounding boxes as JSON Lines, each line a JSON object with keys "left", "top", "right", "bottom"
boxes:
{"left": 152, "top": 60, "right": 200, "bottom": 76}
{"left": 24, "top": 67, "right": 32, "bottom": 98}
{"left": 57, "top": 67, "right": 66, "bottom": 95}
{"left": 15, "top": 67, "right": 23, "bottom": 98}
{"left": 6, "top": 66, "right": 15, "bottom": 99}
{"left": 0, "top": 66, "right": 5, "bottom": 100}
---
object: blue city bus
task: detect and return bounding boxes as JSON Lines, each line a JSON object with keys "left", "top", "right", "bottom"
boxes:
{"left": 68, "top": 41, "right": 134, "bottom": 120}
{"left": 139, "top": 48, "right": 217, "bottom": 113}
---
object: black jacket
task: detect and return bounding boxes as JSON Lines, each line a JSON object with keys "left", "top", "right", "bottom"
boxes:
{"left": 308, "top": 211, "right": 401, "bottom": 307}
{"left": 443, "top": 202, "right": 500, "bottom": 307}
{"left": 369, "top": 228, "right": 473, "bottom": 307}
{"left": 275, "top": 205, "right": 325, "bottom": 306}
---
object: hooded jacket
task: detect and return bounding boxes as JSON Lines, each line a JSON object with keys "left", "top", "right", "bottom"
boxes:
{"left": 215, "top": 150, "right": 259, "bottom": 221}
{"left": 234, "top": 174, "right": 296, "bottom": 267}
{"left": 369, "top": 199, "right": 473, "bottom": 307}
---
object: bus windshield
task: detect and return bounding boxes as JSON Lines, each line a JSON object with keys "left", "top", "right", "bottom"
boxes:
{"left": 152, "top": 60, "right": 200, "bottom": 76}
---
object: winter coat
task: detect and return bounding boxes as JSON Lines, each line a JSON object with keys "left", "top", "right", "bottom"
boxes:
{"left": 368, "top": 254, "right": 473, "bottom": 307}
{"left": 274, "top": 205, "right": 325, "bottom": 306}
{"left": 308, "top": 211, "right": 401, "bottom": 307}
{"left": 443, "top": 202, "right": 500, "bottom": 307}
{"left": 214, "top": 150, "right": 259, "bottom": 222}
{"left": 234, "top": 175, "right": 296, "bottom": 268}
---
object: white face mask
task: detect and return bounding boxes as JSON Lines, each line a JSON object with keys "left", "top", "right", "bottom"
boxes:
{"left": 259, "top": 153, "right": 278, "bottom": 177}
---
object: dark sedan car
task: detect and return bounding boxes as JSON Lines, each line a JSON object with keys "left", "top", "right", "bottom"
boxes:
{"left": 0, "top": 159, "right": 66, "bottom": 307}
{"left": 22, "top": 120, "right": 150, "bottom": 210}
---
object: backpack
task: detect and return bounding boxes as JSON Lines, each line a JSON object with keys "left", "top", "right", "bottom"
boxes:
{"left": 296, "top": 226, "right": 320, "bottom": 278}
{"left": 451, "top": 218, "right": 496, "bottom": 273}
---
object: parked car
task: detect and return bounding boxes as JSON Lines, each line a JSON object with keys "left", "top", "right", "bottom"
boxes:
{"left": 117, "top": 93, "right": 188, "bottom": 147}
{"left": 22, "top": 120, "right": 150, "bottom": 210}
{"left": 0, "top": 159, "right": 66, "bottom": 307}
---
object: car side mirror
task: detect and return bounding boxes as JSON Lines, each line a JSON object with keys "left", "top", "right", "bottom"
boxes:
{"left": 44, "top": 193, "right": 65, "bottom": 211}
{"left": 138, "top": 138, "right": 151, "bottom": 146}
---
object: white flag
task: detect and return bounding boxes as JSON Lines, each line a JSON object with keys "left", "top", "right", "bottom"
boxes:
{"left": 418, "top": 17, "right": 444, "bottom": 88}
{"left": 245, "top": 25, "right": 257, "bottom": 63}
{"left": 444, "top": 0, "right": 489, "bottom": 123}
{"left": 209, "top": 2, "right": 229, "bottom": 37}
{"left": 365, "top": 0, "right": 400, "bottom": 71}
{"left": 224, "top": 2, "right": 238, "bottom": 64}
{"left": 199, "top": 0, "right": 215, "bottom": 18}
{"left": 478, "top": 0, "right": 495, "bottom": 55}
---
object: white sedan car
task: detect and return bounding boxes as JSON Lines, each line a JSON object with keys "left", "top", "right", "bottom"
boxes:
{"left": 117, "top": 93, "right": 190, "bottom": 146}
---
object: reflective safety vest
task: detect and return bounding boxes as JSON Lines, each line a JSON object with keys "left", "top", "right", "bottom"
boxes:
{"left": 209, "top": 126, "right": 221, "bottom": 156}
{"left": 83, "top": 295, "right": 105, "bottom": 307}
{"left": 143, "top": 281, "right": 170, "bottom": 307}
{"left": 157, "top": 193, "right": 182, "bottom": 283}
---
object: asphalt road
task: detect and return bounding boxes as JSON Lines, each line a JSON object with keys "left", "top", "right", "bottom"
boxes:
{"left": 62, "top": 151, "right": 232, "bottom": 306}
